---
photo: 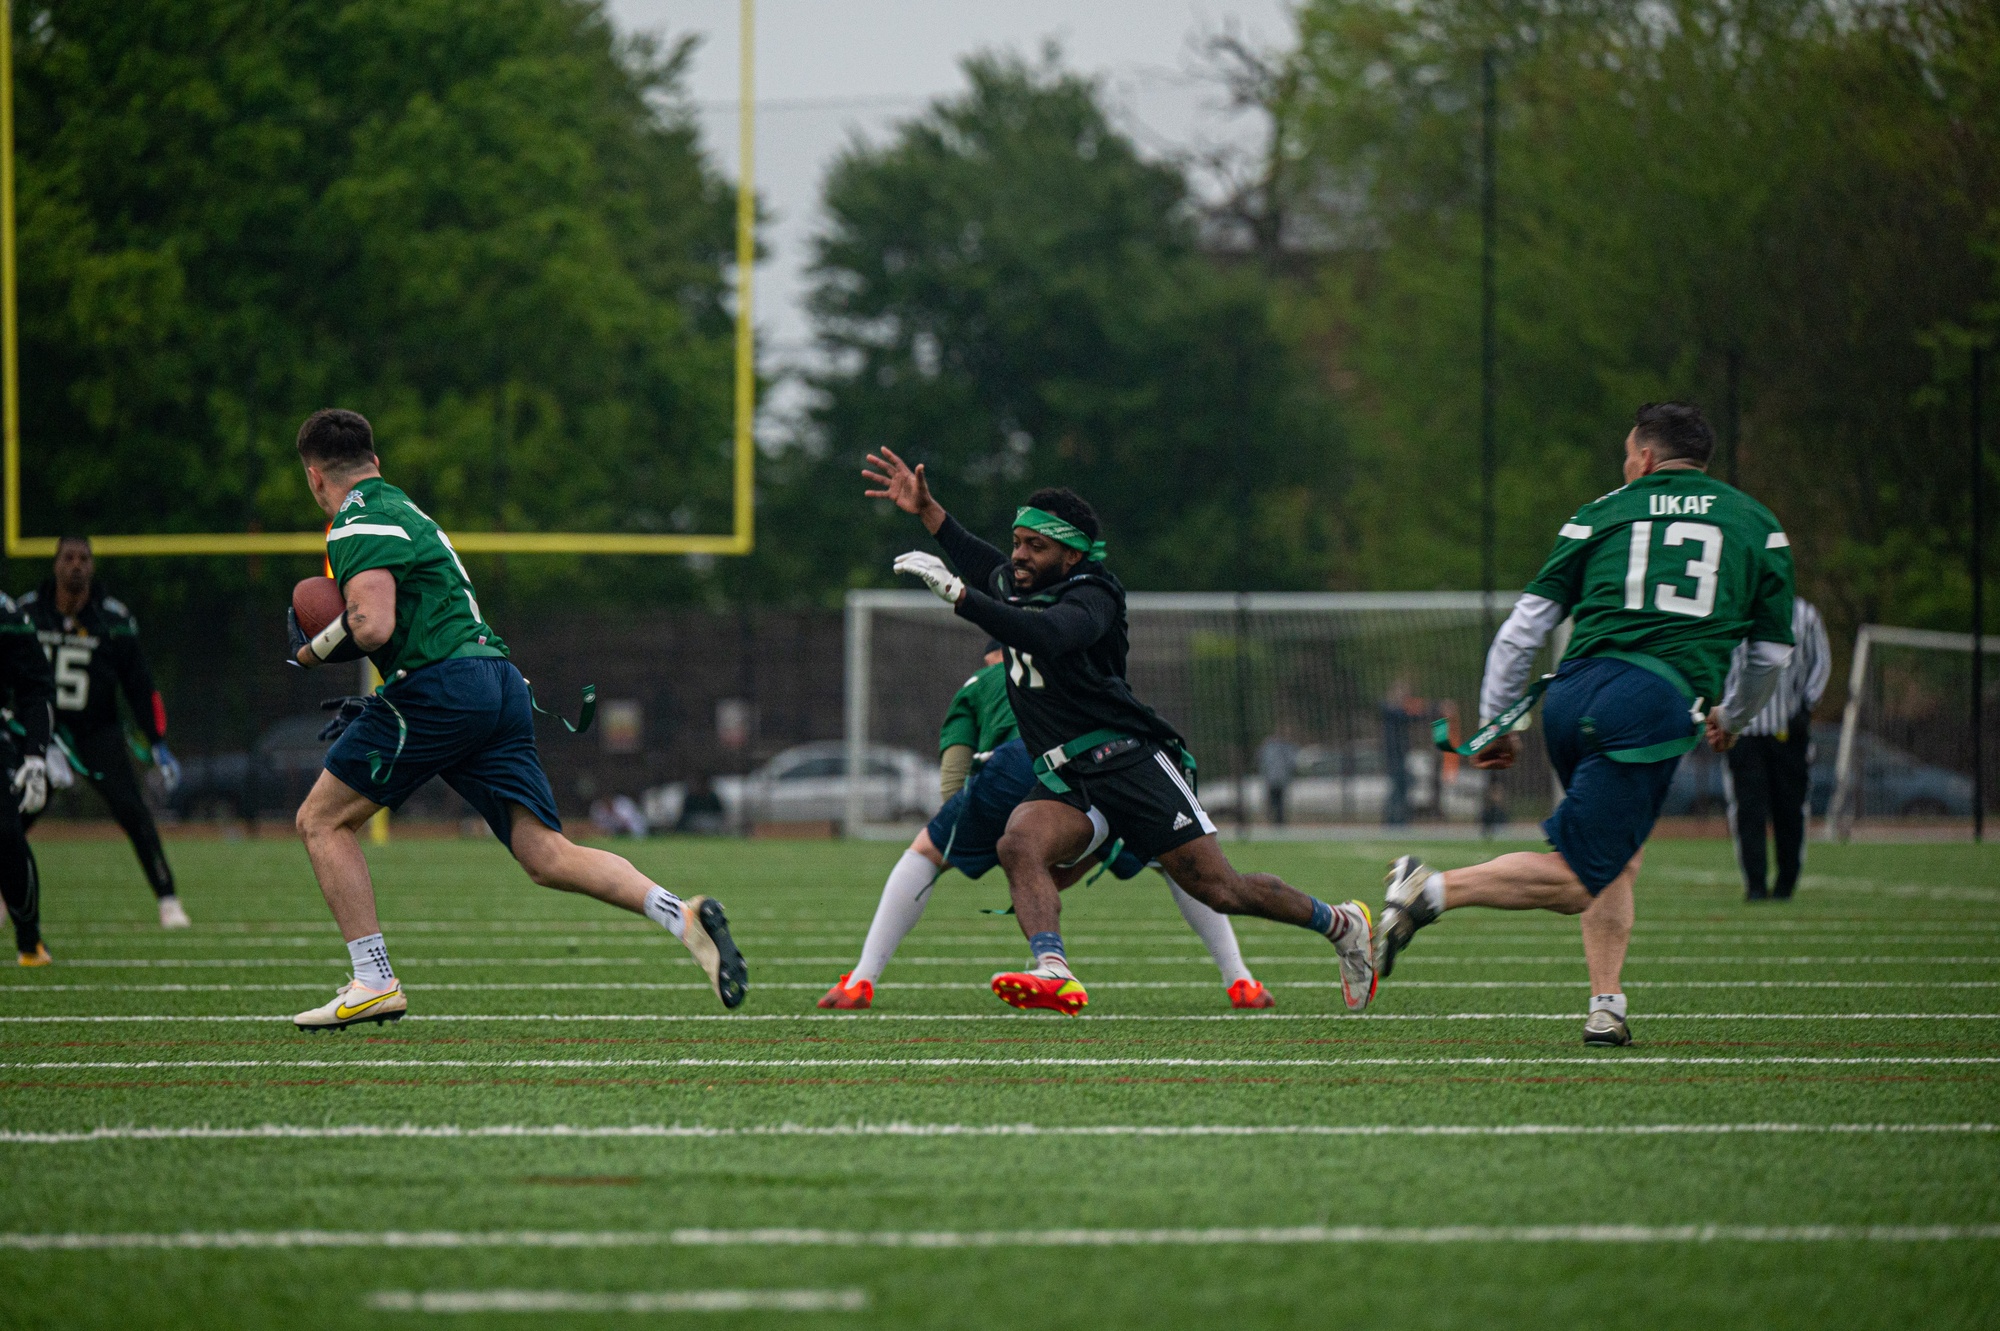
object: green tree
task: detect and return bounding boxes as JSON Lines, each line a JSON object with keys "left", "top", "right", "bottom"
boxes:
{"left": 9, "top": 0, "right": 739, "bottom": 610}
{"left": 771, "top": 51, "right": 1346, "bottom": 595}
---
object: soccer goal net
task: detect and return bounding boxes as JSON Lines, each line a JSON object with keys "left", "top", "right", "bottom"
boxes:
{"left": 1826, "top": 624, "right": 2000, "bottom": 839}
{"left": 842, "top": 590, "right": 1565, "bottom": 837}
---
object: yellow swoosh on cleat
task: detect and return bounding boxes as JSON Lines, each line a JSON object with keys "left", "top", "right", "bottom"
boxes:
{"left": 334, "top": 991, "right": 395, "bottom": 1020}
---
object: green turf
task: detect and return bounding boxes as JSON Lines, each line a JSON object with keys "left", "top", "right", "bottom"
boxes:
{"left": 2, "top": 835, "right": 1996, "bottom": 1329}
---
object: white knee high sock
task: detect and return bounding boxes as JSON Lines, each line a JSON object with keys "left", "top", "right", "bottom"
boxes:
{"left": 1164, "top": 873, "right": 1252, "bottom": 986}
{"left": 853, "top": 850, "right": 941, "bottom": 983}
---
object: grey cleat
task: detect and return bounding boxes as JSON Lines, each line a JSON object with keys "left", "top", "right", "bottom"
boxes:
{"left": 1582, "top": 1010, "right": 1633, "bottom": 1046}
{"left": 1374, "top": 854, "right": 1440, "bottom": 979}
{"left": 682, "top": 894, "right": 749, "bottom": 1010}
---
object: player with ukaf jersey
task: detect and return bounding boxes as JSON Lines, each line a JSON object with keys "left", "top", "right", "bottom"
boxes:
{"left": 863, "top": 448, "right": 1376, "bottom": 1016}
{"left": 284, "top": 408, "right": 748, "bottom": 1030}
{"left": 1374, "top": 402, "right": 1796, "bottom": 1046}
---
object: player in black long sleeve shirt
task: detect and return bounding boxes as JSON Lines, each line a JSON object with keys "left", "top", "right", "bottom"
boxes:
{"left": 865, "top": 448, "right": 1380, "bottom": 1015}
{"left": 0, "top": 592, "right": 54, "bottom": 962}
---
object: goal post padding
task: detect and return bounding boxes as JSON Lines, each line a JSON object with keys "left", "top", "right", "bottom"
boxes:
{"left": 843, "top": 590, "right": 1564, "bottom": 836}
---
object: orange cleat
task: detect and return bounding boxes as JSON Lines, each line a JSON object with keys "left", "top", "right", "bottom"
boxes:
{"left": 1227, "top": 978, "right": 1274, "bottom": 1009}
{"left": 17, "top": 942, "right": 51, "bottom": 967}
{"left": 817, "top": 973, "right": 874, "bottom": 1010}
{"left": 991, "top": 965, "right": 1088, "bottom": 1016}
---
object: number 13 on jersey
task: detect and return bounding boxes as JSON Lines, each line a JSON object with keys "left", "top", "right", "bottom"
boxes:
{"left": 1623, "top": 520, "right": 1722, "bottom": 619}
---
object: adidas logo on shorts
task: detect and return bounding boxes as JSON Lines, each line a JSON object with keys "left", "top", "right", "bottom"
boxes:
{"left": 1172, "top": 813, "right": 1193, "bottom": 830}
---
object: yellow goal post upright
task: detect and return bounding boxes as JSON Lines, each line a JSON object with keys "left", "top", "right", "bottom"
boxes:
{"left": 0, "top": 0, "right": 760, "bottom": 560}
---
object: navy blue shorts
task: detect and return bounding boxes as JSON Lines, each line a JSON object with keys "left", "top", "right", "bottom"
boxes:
{"left": 323, "top": 656, "right": 561, "bottom": 850}
{"left": 1541, "top": 657, "right": 1695, "bottom": 894}
{"left": 927, "top": 739, "right": 1035, "bottom": 878}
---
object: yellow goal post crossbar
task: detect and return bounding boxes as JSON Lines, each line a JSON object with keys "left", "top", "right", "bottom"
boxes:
{"left": 0, "top": 0, "right": 757, "bottom": 559}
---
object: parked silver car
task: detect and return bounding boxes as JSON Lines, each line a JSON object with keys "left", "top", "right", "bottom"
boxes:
{"left": 713, "top": 742, "right": 941, "bottom": 827}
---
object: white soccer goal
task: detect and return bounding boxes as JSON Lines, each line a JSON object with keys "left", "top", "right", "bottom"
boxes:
{"left": 842, "top": 589, "right": 1566, "bottom": 838}
{"left": 1826, "top": 624, "right": 2000, "bottom": 840}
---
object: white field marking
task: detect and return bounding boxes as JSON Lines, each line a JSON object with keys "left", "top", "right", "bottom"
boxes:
{"left": 6, "top": 1226, "right": 1998, "bottom": 1251}
{"left": 367, "top": 1289, "right": 868, "bottom": 1313}
{"left": 4, "top": 1012, "right": 1999, "bottom": 1024}
{"left": 9, "top": 1056, "right": 1999, "bottom": 1072}
{"left": 2, "top": 1122, "right": 1994, "bottom": 1146}
{"left": 9, "top": 980, "right": 2000, "bottom": 994}
{"left": 39, "top": 955, "right": 2000, "bottom": 970}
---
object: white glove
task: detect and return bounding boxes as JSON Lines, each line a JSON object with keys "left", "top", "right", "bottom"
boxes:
{"left": 892, "top": 551, "right": 965, "bottom": 605}
{"left": 44, "top": 745, "right": 74, "bottom": 790}
{"left": 13, "top": 755, "right": 47, "bottom": 815}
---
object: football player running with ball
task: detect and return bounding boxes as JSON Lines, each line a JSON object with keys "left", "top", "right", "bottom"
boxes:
{"left": 864, "top": 448, "right": 1375, "bottom": 1015}
{"left": 1373, "top": 403, "right": 1796, "bottom": 1046}
{"left": 285, "top": 409, "right": 747, "bottom": 1031}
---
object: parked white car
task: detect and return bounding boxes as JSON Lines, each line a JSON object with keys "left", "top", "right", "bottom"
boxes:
{"left": 1198, "top": 744, "right": 1486, "bottom": 822}
{"left": 713, "top": 742, "right": 941, "bottom": 827}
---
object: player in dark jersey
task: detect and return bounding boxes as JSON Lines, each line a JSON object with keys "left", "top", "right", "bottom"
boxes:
{"left": 1373, "top": 403, "right": 1796, "bottom": 1046}
{"left": 863, "top": 448, "right": 1375, "bottom": 1015}
{"left": 18, "top": 538, "right": 187, "bottom": 928}
{"left": 0, "top": 592, "right": 55, "bottom": 963}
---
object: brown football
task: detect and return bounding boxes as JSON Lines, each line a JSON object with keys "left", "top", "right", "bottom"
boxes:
{"left": 292, "top": 576, "right": 346, "bottom": 638}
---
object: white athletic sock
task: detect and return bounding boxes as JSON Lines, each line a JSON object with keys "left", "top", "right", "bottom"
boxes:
{"left": 1164, "top": 873, "right": 1251, "bottom": 986}
{"left": 1035, "top": 952, "right": 1075, "bottom": 979}
{"left": 1590, "top": 992, "right": 1628, "bottom": 1020}
{"left": 853, "top": 851, "right": 940, "bottom": 983}
{"left": 346, "top": 933, "right": 395, "bottom": 988}
{"left": 1422, "top": 872, "right": 1447, "bottom": 915}
{"left": 642, "top": 886, "right": 688, "bottom": 940}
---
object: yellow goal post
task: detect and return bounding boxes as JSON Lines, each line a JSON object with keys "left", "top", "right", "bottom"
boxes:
{"left": 0, "top": 0, "right": 758, "bottom": 559}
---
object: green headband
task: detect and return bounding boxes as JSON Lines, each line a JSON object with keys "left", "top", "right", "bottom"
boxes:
{"left": 1015, "top": 506, "right": 1106, "bottom": 562}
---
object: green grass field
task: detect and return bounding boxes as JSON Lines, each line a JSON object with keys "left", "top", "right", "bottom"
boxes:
{"left": 2, "top": 834, "right": 1996, "bottom": 1329}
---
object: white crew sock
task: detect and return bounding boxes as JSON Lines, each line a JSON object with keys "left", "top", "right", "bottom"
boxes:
{"left": 1164, "top": 873, "right": 1251, "bottom": 986}
{"left": 1422, "top": 872, "right": 1447, "bottom": 915}
{"left": 853, "top": 851, "right": 941, "bottom": 983}
{"left": 1590, "top": 992, "right": 1628, "bottom": 1020}
{"left": 642, "top": 886, "right": 688, "bottom": 940}
{"left": 346, "top": 933, "right": 395, "bottom": 989}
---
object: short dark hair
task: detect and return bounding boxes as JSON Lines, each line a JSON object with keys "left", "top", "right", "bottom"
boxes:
{"left": 296, "top": 408, "right": 377, "bottom": 470}
{"left": 55, "top": 534, "right": 91, "bottom": 553}
{"left": 1023, "top": 486, "right": 1101, "bottom": 546}
{"left": 1631, "top": 402, "right": 1715, "bottom": 467}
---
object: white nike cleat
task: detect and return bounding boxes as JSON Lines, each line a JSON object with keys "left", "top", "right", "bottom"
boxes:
{"left": 158, "top": 896, "right": 191, "bottom": 929}
{"left": 1375, "top": 854, "right": 1440, "bottom": 979}
{"left": 1329, "top": 899, "right": 1377, "bottom": 1011}
{"left": 293, "top": 976, "right": 406, "bottom": 1032}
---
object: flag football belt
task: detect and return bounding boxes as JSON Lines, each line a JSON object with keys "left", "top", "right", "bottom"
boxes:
{"left": 1433, "top": 650, "right": 1703, "bottom": 765}
{"left": 3, "top": 718, "right": 101, "bottom": 780}
{"left": 1033, "top": 729, "right": 1194, "bottom": 794}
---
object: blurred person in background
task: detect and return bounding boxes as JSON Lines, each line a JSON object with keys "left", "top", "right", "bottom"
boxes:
{"left": 1257, "top": 733, "right": 1299, "bottom": 826}
{"left": 19, "top": 537, "right": 187, "bottom": 928}
{"left": 1722, "top": 596, "right": 1830, "bottom": 901}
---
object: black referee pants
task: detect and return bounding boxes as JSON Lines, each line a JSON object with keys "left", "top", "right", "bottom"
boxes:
{"left": 1724, "top": 715, "right": 1812, "bottom": 900}
{"left": 0, "top": 750, "right": 40, "bottom": 954}
{"left": 26, "top": 724, "right": 175, "bottom": 899}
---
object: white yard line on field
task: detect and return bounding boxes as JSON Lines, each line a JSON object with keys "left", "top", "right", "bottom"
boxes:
{"left": 366, "top": 1289, "right": 868, "bottom": 1313}
{"left": 7, "top": 979, "right": 2000, "bottom": 994}
{"left": 2, "top": 1011, "right": 1998, "bottom": 1024}
{"left": 39, "top": 955, "right": 2000, "bottom": 968}
{"left": 1, "top": 1122, "right": 1994, "bottom": 1145}
{"left": 7, "top": 1056, "right": 1998, "bottom": 1072}
{"left": 4, "top": 1225, "right": 1997, "bottom": 1250}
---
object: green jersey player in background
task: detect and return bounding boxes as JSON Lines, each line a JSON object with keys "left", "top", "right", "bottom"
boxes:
{"left": 1373, "top": 402, "right": 1796, "bottom": 1046}
{"left": 284, "top": 409, "right": 747, "bottom": 1030}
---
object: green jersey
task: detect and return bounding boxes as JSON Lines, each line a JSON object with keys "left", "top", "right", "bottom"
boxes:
{"left": 325, "top": 477, "right": 507, "bottom": 678}
{"left": 1524, "top": 468, "right": 1794, "bottom": 704}
{"left": 937, "top": 661, "right": 1018, "bottom": 753}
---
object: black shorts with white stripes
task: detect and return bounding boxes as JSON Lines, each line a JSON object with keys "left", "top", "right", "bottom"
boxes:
{"left": 1024, "top": 743, "right": 1217, "bottom": 864}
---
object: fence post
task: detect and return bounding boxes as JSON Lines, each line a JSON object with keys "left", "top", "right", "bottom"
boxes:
{"left": 843, "top": 592, "right": 870, "bottom": 837}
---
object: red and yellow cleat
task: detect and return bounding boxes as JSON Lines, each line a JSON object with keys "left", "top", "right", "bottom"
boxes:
{"left": 1227, "top": 978, "right": 1274, "bottom": 1010}
{"left": 991, "top": 965, "right": 1089, "bottom": 1016}
{"left": 17, "top": 942, "right": 51, "bottom": 967}
{"left": 816, "top": 973, "right": 874, "bottom": 1010}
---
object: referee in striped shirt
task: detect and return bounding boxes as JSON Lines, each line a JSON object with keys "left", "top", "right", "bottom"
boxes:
{"left": 1721, "top": 597, "right": 1831, "bottom": 900}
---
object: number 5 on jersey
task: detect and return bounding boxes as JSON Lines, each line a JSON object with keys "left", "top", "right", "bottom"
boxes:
{"left": 1623, "top": 520, "right": 1722, "bottom": 619}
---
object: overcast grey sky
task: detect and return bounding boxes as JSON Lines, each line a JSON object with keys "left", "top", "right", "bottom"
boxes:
{"left": 604, "top": 0, "right": 1295, "bottom": 377}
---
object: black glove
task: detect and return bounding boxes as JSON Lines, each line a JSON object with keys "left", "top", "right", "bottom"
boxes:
{"left": 318, "top": 695, "right": 371, "bottom": 742}
{"left": 286, "top": 607, "right": 309, "bottom": 668}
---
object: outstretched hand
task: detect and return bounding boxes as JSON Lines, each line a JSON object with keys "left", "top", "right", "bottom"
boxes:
{"left": 1469, "top": 732, "right": 1520, "bottom": 770}
{"left": 863, "top": 447, "right": 945, "bottom": 532}
{"left": 1704, "top": 707, "right": 1738, "bottom": 753}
